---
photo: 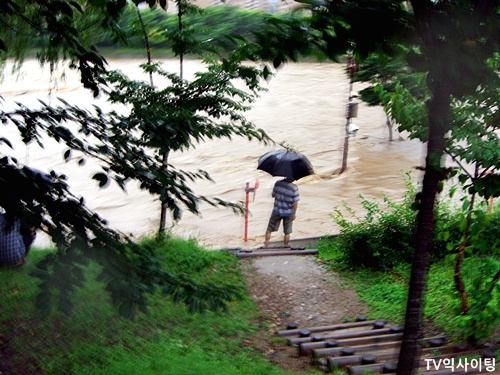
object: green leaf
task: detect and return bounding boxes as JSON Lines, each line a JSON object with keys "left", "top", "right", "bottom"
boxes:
{"left": 0, "top": 137, "right": 12, "bottom": 148}
{"left": 159, "top": 0, "right": 168, "bottom": 10}
{"left": 58, "top": 293, "right": 73, "bottom": 316}
{"left": 92, "top": 172, "right": 109, "bottom": 188}
{"left": 63, "top": 149, "right": 71, "bottom": 161}
{"left": 68, "top": 1, "right": 83, "bottom": 12}
{"left": 118, "top": 301, "right": 136, "bottom": 320}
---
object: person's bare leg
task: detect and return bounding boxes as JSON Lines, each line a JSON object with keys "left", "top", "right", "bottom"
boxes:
{"left": 264, "top": 230, "right": 272, "bottom": 248}
{"left": 284, "top": 233, "right": 290, "bottom": 247}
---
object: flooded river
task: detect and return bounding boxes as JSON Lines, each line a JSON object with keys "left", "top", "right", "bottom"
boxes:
{"left": 1, "top": 58, "right": 426, "bottom": 249}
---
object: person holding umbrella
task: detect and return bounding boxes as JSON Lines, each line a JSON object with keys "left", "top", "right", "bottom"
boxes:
{"left": 264, "top": 177, "right": 300, "bottom": 248}
{"left": 257, "top": 149, "right": 313, "bottom": 248}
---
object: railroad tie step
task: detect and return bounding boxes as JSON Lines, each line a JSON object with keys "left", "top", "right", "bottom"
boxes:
{"left": 290, "top": 324, "right": 400, "bottom": 346}
{"left": 299, "top": 333, "right": 403, "bottom": 356}
{"left": 277, "top": 318, "right": 381, "bottom": 337}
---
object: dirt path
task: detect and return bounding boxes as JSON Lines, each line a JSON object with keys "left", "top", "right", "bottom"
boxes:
{"left": 240, "top": 254, "right": 368, "bottom": 373}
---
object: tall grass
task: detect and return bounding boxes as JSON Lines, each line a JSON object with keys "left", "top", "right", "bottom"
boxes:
{"left": 0, "top": 238, "right": 301, "bottom": 375}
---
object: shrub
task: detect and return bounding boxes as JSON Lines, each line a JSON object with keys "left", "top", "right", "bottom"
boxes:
{"left": 452, "top": 256, "right": 500, "bottom": 342}
{"left": 319, "top": 173, "right": 417, "bottom": 270}
{"left": 425, "top": 257, "right": 500, "bottom": 342}
{"left": 319, "top": 174, "right": 499, "bottom": 270}
{"left": 469, "top": 202, "right": 500, "bottom": 257}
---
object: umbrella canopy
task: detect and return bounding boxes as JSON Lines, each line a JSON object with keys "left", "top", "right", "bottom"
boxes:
{"left": 257, "top": 150, "right": 314, "bottom": 181}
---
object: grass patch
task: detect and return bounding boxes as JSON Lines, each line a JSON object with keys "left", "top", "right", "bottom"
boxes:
{"left": 319, "top": 261, "right": 410, "bottom": 325}
{"left": 318, "top": 252, "right": 500, "bottom": 346}
{"left": 0, "top": 238, "right": 301, "bottom": 375}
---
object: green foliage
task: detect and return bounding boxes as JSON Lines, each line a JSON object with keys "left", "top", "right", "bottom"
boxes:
{"left": 0, "top": 164, "right": 247, "bottom": 320}
{"left": 354, "top": 53, "right": 500, "bottom": 255}
{"left": 0, "top": 0, "right": 130, "bottom": 95}
{"left": 114, "top": 5, "right": 299, "bottom": 54}
{"left": 0, "top": 239, "right": 298, "bottom": 375}
{"left": 422, "top": 262, "right": 457, "bottom": 331}
{"left": 446, "top": 53, "right": 500, "bottom": 200}
{"left": 320, "top": 175, "right": 500, "bottom": 270}
{"left": 319, "top": 173, "right": 417, "bottom": 270}
{"left": 354, "top": 51, "right": 427, "bottom": 108}
{"left": 359, "top": 52, "right": 500, "bottom": 194}
{"left": 452, "top": 257, "right": 500, "bottom": 342}
{"left": 326, "top": 258, "right": 500, "bottom": 343}
{"left": 319, "top": 179, "right": 500, "bottom": 341}
{"left": 424, "top": 258, "right": 500, "bottom": 342}
{"left": 458, "top": 201, "right": 500, "bottom": 258}
{"left": 374, "top": 75, "right": 430, "bottom": 141}
{"left": 475, "top": 205, "right": 500, "bottom": 256}
{"left": 150, "top": 237, "right": 214, "bottom": 273}
{"left": 1, "top": 58, "right": 270, "bottom": 217}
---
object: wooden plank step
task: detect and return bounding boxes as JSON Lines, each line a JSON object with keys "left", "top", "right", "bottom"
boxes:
{"left": 277, "top": 319, "right": 382, "bottom": 337}
{"left": 299, "top": 328, "right": 445, "bottom": 356}
{"left": 299, "top": 333, "right": 404, "bottom": 355}
{"left": 289, "top": 325, "right": 401, "bottom": 346}
{"left": 236, "top": 249, "right": 318, "bottom": 258}
{"left": 314, "top": 340, "right": 401, "bottom": 359}
{"left": 327, "top": 351, "right": 396, "bottom": 370}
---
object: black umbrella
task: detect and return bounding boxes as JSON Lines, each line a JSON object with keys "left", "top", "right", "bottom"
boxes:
{"left": 257, "top": 150, "right": 314, "bottom": 181}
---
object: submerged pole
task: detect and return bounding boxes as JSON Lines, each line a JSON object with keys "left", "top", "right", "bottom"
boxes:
{"left": 340, "top": 53, "right": 358, "bottom": 174}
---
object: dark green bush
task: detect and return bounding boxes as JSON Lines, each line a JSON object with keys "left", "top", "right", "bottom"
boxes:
{"left": 318, "top": 173, "right": 416, "bottom": 270}
{"left": 470, "top": 204, "right": 500, "bottom": 257}
{"left": 319, "top": 175, "right": 499, "bottom": 270}
{"left": 321, "top": 197, "right": 415, "bottom": 270}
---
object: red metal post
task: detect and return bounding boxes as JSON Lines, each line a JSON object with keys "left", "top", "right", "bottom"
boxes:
{"left": 244, "top": 181, "right": 250, "bottom": 242}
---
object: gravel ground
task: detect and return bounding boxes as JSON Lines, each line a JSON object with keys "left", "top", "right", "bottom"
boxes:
{"left": 240, "top": 254, "right": 368, "bottom": 373}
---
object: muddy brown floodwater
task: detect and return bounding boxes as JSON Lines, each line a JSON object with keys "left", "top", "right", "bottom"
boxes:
{"left": 1, "top": 58, "right": 426, "bottom": 249}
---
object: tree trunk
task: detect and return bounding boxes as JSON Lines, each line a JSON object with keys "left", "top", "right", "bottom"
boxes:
{"left": 396, "top": 83, "right": 451, "bottom": 375}
{"left": 159, "top": 0, "right": 184, "bottom": 234}
{"left": 178, "top": 4, "right": 184, "bottom": 80}
{"left": 136, "top": 7, "right": 154, "bottom": 87}
{"left": 159, "top": 151, "right": 170, "bottom": 233}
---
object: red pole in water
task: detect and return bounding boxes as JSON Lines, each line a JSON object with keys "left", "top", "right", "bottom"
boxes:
{"left": 244, "top": 182, "right": 250, "bottom": 242}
